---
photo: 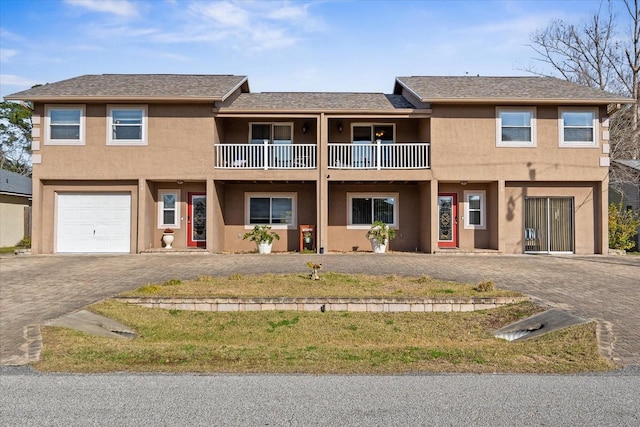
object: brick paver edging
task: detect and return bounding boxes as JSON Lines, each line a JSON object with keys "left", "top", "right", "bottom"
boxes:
{"left": 114, "top": 296, "right": 528, "bottom": 313}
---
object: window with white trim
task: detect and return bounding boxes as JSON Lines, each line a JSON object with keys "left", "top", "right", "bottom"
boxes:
{"left": 348, "top": 193, "right": 398, "bottom": 228}
{"left": 496, "top": 107, "right": 536, "bottom": 147}
{"left": 559, "top": 108, "right": 598, "bottom": 147}
{"left": 464, "top": 190, "right": 486, "bottom": 229}
{"left": 158, "top": 190, "right": 180, "bottom": 228}
{"left": 45, "top": 105, "right": 85, "bottom": 145}
{"left": 108, "top": 105, "right": 147, "bottom": 145}
{"left": 245, "top": 193, "right": 296, "bottom": 228}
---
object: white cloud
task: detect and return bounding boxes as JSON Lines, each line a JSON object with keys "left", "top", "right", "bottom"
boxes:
{"left": 0, "top": 74, "right": 39, "bottom": 87}
{"left": 65, "top": 0, "right": 138, "bottom": 17}
{"left": 0, "top": 48, "right": 18, "bottom": 62}
{"left": 194, "top": 1, "right": 250, "bottom": 28}
{"left": 149, "top": 1, "right": 319, "bottom": 51}
{"left": 268, "top": 5, "right": 307, "bottom": 21}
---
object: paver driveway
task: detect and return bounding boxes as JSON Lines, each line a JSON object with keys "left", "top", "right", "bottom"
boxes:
{"left": 1, "top": 253, "right": 638, "bottom": 366}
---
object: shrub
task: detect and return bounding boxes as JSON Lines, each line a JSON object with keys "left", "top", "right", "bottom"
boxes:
{"left": 475, "top": 280, "right": 496, "bottom": 292}
{"left": 608, "top": 203, "right": 640, "bottom": 251}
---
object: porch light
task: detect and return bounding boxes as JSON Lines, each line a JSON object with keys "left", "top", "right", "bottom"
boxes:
{"left": 337, "top": 122, "right": 343, "bottom": 133}
{"left": 461, "top": 181, "right": 468, "bottom": 186}
{"left": 177, "top": 180, "right": 184, "bottom": 185}
{"left": 302, "top": 123, "right": 308, "bottom": 134}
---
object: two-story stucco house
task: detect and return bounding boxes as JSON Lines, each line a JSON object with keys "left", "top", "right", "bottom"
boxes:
{"left": 4, "top": 74, "right": 632, "bottom": 255}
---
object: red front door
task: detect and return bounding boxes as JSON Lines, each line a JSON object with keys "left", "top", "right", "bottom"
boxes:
{"left": 187, "top": 192, "right": 206, "bottom": 248}
{"left": 438, "top": 193, "right": 458, "bottom": 248}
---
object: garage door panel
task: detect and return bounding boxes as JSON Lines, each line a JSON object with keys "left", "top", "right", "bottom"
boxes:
{"left": 56, "top": 193, "right": 131, "bottom": 253}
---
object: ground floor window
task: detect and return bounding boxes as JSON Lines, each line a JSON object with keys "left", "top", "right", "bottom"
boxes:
{"left": 158, "top": 190, "right": 180, "bottom": 228}
{"left": 464, "top": 190, "right": 486, "bottom": 229}
{"left": 245, "top": 193, "right": 296, "bottom": 228}
{"left": 347, "top": 193, "right": 398, "bottom": 228}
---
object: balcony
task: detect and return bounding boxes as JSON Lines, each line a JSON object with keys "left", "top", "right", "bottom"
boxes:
{"left": 329, "top": 142, "right": 430, "bottom": 169}
{"left": 215, "top": 143, "right": 317, "bottom": 169}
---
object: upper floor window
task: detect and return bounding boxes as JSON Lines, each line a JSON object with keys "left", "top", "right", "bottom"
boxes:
{"left": 559, "top": 108, "right": 598, "bottom": 147}
{"left": 245, "top": 192, "right": 296, "bottom": 229}
{"left": 45, "top": 105, "right": 85, "bottom": 145}
{"left": 250, "top": 123, "right": 293, "bottom": 145}
{"left": 108, "top": 105, "right": 147, "bottom": 145}
{"left": 463, "top": 190, "right": 486, "bottom": 229}
{"left": 352, "top": 124, "right": 394, "bottom": 144}
{"left": 158, "top": 190, "right": 180, "bottom": 228}
{"left": 496, "top": 107, "right": 536, "bottom": 147}
{"left": 348, "top": 193, "right": 398, "bottom": 228}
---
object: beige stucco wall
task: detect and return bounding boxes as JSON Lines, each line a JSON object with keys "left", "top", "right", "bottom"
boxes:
{"left": 220, "top": 182, "right": 317, "bottom": 252}
{"left": 146, "top": 181, "right": 207, "bottom": 250}
{"left": 38, "top": 180, "right": 138, "bottom": 254}
{"left": 32, "top": 103, "right": 218, "bottom": 180}
{"left": 0, "top": 195, "right": 30, "bottom": 247}
{"left": 430, "top": 105, "right": 609, "bottom": 182}
{"left": 327, "top": 183, "right": 423, "bottom": 252}
{"left": 438, "top": 182, "right": 497, "bottom": 251}
{"left": 503, "top": 183, "right": 600, "bottom": 254}
{"left": 28, "top": 100, "right": 610, "bottom": 255}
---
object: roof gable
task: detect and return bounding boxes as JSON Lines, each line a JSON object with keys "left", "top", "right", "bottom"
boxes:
{"left": 394, "top": 76, "right": 634, "bottom": 104}
{"left": 4, "top": 74, "right": 248, "bottom": 102}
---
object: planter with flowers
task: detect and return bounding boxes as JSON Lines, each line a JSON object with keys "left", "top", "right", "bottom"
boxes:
{"left": 366, "top": 220, "right": 396, "bottom": 253}
{"left": 162, "top": 228, "right": 175, "bottom": 249}
{"left": 243, "top": 225, "right": 280, "bottom": 254}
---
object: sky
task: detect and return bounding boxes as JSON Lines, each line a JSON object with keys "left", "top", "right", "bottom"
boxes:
{"left": 0, "top": 0, "right": 629, "bottom": 98}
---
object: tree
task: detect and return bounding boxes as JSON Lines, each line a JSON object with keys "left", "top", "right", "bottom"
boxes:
{"left": 0, "top": 101, "right": 32, "bottom": 176}
{"left": 527, "top": 0, "right": 640, "bottom": 190}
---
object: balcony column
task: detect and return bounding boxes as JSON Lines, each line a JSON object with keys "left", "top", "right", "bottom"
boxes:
{"left": 136, "top": 178, "right": 146, "bottom": 253}
{"left": 497, "top": 180, "right": 506, "bottom": 253}
{"left": 263, "top": 140, "right": 269, "bottom": 170}
{"left": 598, "top": 177, "right": 608, "bottom": 254}
{"left": 206, "top": 179, "right": 216, "bottom": 252}
{"left": 430, "top": 179, "right": 439, "bottom": 253}
{"left": 318, "top": 113, "right": 329, "bottom": 254}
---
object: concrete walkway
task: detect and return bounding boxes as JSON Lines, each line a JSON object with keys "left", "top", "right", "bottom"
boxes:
{"left": 1, "top": 253, "right": 639, "bottom": 366}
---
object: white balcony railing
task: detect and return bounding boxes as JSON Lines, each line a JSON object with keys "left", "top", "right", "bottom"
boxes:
{"left": 329, "top": 142, "right": 430, "bottom": 169}
{"left": 215, "top": 143, "right": 317, "bottom": 169}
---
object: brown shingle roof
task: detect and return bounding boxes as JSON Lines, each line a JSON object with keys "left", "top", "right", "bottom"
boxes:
{"left": 4, "top": 74, "right": 248, "bottom": 102}
{"left": 395, "top": 76, "right": 633, "bottom": 104}
{"left": 222, "top": 92, "right": 415, "bottom": 111}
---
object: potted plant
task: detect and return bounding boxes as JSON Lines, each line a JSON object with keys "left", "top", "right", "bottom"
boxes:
{"left": 162, "top": 228, "right": 175, "bottom": 249}
{"left": 303, "top": 230, "right": 313, "bottom": 244}
{"left": 243, "top": 225, "right": 280, "bottom": 254}
{"left": 366, "top": 220, "right": 396, "bottom": 253}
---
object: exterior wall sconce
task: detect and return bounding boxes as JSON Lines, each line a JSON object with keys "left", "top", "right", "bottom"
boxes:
{"left": 177, "top": 180, "right": 184, "bottom": 185}
{"left": 302, "top": 123, "right": 308, "bottom": 134}
{"left": 337, "top": 122, "right": 343, "bottom": 133}
{"left": 460, "top": 181, "right": 468, "bottom": 186}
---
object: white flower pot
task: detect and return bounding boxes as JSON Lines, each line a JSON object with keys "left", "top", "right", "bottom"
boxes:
{"left": 162, "top": 233, "right": 174, "bottom": 249}
{"left": 370, "top": 238, "right": 387, "bottom": 253}
{"left": 257, "top": 241, "right": 273, "bottom": 254}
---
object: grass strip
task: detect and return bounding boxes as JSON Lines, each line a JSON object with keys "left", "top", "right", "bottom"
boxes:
{"left": 119, "top": 273, "right": 521, "bottom": 299}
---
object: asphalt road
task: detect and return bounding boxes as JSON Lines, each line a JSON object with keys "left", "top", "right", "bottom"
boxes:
{"left": 1, "top": 367, "right": 638, "bottom": 426}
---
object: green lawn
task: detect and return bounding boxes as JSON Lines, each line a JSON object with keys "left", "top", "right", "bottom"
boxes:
{"left": 35, "top": 273, "right": 615, "bottom": 374}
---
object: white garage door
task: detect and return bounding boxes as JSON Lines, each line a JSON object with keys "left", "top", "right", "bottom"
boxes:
{"left": 56, "top": 193, "right": 131, "bottom": 253}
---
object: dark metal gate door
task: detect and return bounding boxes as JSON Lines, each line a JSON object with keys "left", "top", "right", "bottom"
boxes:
{"left": 524, "top": 197, "right": 573, "bottom": 253}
